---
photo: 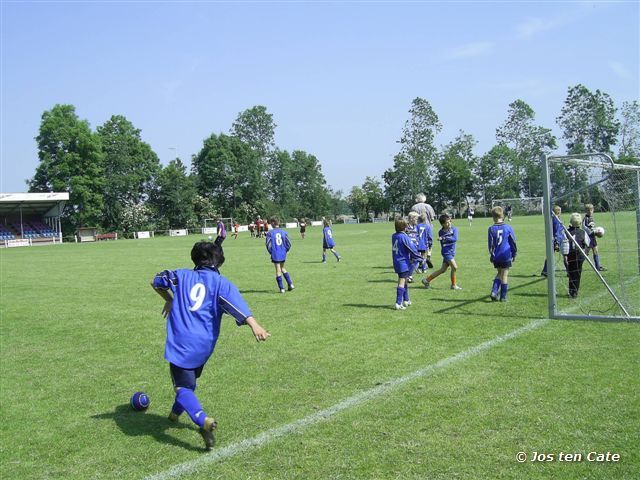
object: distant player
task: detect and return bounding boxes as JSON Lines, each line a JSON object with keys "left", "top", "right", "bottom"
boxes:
{"left": 541, "top": 205, "right": 568, "bottom": 276}
{"left": 392, "top": 218, "right": 423, "bottom": 310}
{"left": 232, "top": 221, "right": 239, "bottom": 240}
{"left": 467, "top": 207, "right": 474, "bottom": 226}
{"left": 322, "top": 218, "right": 341, "bottom": 263}
{"left": 215, "top": 218, "right": 226, "bottom": 247}
{"left": 151, "top": 241, "right": 270, "bottom": 449}
{"left": 422, "top": 213, "right": 462, "bottom": 290}
{"left": 299, "top": 218, "right": 307, "bottom": 239}
{"left": 567, "top": 213, "right": 590, "bottom": 298}
{"left": 583, "top": 203, "right": 606, "bottom": 271}
{"left": 505, "top": 204, "right": 513, "bottom": 222}
{"left": 488, "top": 206, "right": 517, "bottom": 302}
{"left": 248, "top": 221, "right": 256, "bottom": 238}
{"left": 265, "top": 217, "right": 294, "bottom": 293}
{"left": 416, "top": 213, "right": 433, "bottom": 272}
{"left": 405, "top": 211, "right": 420, "bottom": 281}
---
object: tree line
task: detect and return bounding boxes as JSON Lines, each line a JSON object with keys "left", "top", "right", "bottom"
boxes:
{"left": 347, "top": 85, "right": 639, "bottom": 219}
{"left": 27, "top": 84, "right": 639, "bottom": 234}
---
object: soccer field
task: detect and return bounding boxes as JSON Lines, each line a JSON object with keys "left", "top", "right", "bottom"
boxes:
{"left": 1, "top": 216, "right": 638, "bottom": 479}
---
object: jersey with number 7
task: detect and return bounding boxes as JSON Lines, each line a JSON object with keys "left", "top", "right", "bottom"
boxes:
{"left": 152, "top": 267, "right": 252, "bottom": 369}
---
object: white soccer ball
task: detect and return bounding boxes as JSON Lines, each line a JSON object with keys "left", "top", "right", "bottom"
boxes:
{"left": 593, "top": 227, "right": 605, "bottom": 238}
{"left": 208, "top": 235, "right": 213, "bottom": 240}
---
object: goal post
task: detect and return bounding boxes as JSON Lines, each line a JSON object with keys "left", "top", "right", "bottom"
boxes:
{"left": 541, "top": 153, "right": 640, "bottom": 321}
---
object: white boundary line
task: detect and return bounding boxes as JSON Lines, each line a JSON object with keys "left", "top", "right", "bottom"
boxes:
{"left": 146, "top": 318, "right": 549, "bottom": 480}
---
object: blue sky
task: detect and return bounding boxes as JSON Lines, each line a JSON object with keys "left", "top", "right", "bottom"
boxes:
{"left": 1, "top": 1, "right": 638, "bottom": 195}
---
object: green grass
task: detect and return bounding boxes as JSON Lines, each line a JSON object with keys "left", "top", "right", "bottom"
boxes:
{"left": 1, "top": 216, "right": 638, "bottom": 479}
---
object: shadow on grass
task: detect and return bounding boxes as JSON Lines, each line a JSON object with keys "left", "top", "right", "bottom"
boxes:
{"left": 241, "top": 289, "right": 276, "bottom": 294}
{"left": 367, "top": 279, "right": 398, "bottom": 284}
{"left": 92, "top": 403, "right": 203, "bottom": 452}
{"left": 343, "top": 303, "right": 395, "bottom": 310}
{"left": 430, "top": 278, "right": 546, "bottom": 315}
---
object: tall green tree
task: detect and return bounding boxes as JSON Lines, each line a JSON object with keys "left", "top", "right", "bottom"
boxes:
{"left": 28, "top": 104, "right": 104, "bottom": 232}
{"left": 557, "top": 84, "right": 620, "bottom": 155}
{"left": 96, "top": 115, "right": 160, "bottom": 231}
{"left": 361, "top": 176, "right": 388, "bottom": 218}
{"left": 496, "top": 100, "right": 556, "bottom": 197}
{"left": 192, "top": 133, "right": 265, "bottom": 216}
{"left": 290, "top": 150, "right": 329, "bottom": 218}
{"left": 346, "top": 186, "right": 368, "bottom": 220}
{"left": 384, "top": 98, "right": 441, "bottom": 213}
{"left": 474, "top": 145, "right": 520, "bottom": 212}
{"left": 618, "top": 100, "right": 640, "bottom": 164}
{"left": 271, "top": 149, "right": 298, "bottom": 216}
{"left": 433, "top": 131, "right": 476, "bottom": 215}
{"left": 149, "top": 158, "right": 196, "bottom": 229}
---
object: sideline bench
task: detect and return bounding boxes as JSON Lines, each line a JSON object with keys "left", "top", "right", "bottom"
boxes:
{"left": 96, "top": 232, "right": 118, "bottom": 241}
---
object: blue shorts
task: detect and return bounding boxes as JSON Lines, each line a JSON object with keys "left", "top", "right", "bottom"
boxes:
{"left": 493, "top": 260, "right": 512, "bottom": 269}
{"left": 170, "top": 363, "right": 204, "bottom": 390}
{"left": 442, "top": 256, "right": 455, "bottom": 264}
{"left": 398, "top": 271, "right": 412, "bottom": 279}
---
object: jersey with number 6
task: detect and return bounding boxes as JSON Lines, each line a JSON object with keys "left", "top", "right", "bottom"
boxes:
{"left": 153, "top": 266, "right": 252, "bottom": 368}
{"left": 265, "top": 228, "right": 291, "bottom": 262}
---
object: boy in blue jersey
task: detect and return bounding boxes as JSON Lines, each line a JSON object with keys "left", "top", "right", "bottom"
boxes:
{"left": 392, "top": 218, "right": 423, "bottom": 310}
{"left": 416, "top": 213, "right": 433, "bottom": 272}
{"left": 322, "top": 217, "right": 341, "bottom": 263}
{"left": 422, "top": 213, "right": 461, "bottom": 290}
{"left": 405, "top": 212, "right": 420, "bottom": 282}
{"left": 265, "top": 217, "right": 294, "bottom": 293}
{"left": 541, "top": 205, "right": 568, "bottom": 276}
{"left": 488, "top": 206, "right": 517, "bottom": 301}
{"left": 151, "top": 241, "right": 270, "bottom": 450}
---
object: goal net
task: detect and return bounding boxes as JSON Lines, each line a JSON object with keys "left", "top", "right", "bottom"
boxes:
{"left": 491, "top": 197, "right": 543, "bottom": 218}
{"left": 542, "top": 153, "right": 640, "bottom": 321}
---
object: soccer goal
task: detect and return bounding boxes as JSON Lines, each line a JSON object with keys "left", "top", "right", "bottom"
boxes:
{"left": 541, "top": 153, "right": 640, "bottom": 321}
{"left": 491, "top": 197, "right": 543, "bottom": 217}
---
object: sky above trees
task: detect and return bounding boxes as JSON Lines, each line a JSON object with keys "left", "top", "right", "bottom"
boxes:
{"left": 1, "top": 1, "right": 638, "bottom": 194}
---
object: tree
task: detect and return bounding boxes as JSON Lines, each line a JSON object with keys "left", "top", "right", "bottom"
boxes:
{"left": 96, "top": 115, "right": 160, "bottom": 231}
{"left": 28, "top": 104, "right": 104, "bottom": 232}
{"left": 289, "top": 150, "right": 329, "bottom": 218}
{"left": 326, "top": 188, "right": 350, "bottom": 218}
{"left": 346, "top": 186, "right": 368, "bottom": 220}
{"left": 433, "top": 131, "right": 476, "bottom": 215}
{"left": 496, "top": 100, "right": 556, "bottom": 197}
{"left": 192, "top": 133, "right": 265, "bottom": 216}
{"left": 618, "top": 100, "right": 640, "bottom": 164}
{"left": 557, "top": 84, "right": 620, "bottom": 155}
{"left": 361, "top": 176, "right": 388, "bottom": 218}
{"left": 148, "top": 159, "right": 196, "bottom": 229}
{"left": 270, "top": 149, "right": 298, "bottom": 216}
{"left": 384, "top": 98, "right": 441, "bottom": 214}
{"left": 474, "top": 145, "right": 520, "bottom": 212}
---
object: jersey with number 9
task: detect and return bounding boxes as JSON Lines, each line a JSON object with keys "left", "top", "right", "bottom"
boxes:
{"left": 152, "top": 267, "right": 252, "bottom": 368}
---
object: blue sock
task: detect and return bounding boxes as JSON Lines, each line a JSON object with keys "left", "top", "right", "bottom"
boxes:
{"left": 500, "top": 283, "right": 508, "bottom": 300}
{"left": 170, "top": 401, "right": 185, "bottom": 416}
{"left": 396, "top": 287, "right": 404, "bottom": 305}
{"left": 276, "top": 276, "right": 284, "bottom": 290}
{"left": 594, "top": 254, "right": 600, "bottom": 269}
{"left": 176, "top": 388, "right": 206, "bottom": 428}
{"left": 492, "top": 278, "right": 501, "bottom": 296}
{"left": 333, "top": 250, "right": 340, "bottom": 259}
{"left": 283, "top": 272, "right": 292, "bottom": 286}
{"left": 322, "top": 254, "right": 326, "bottom": 262}
{"left": 403, "top": 285, "right": 409, "bottom": 302}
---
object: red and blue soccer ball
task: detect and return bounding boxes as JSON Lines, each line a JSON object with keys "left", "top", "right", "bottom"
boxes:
{"left": 130, "top": 392, "right": 150, "bottom": 411}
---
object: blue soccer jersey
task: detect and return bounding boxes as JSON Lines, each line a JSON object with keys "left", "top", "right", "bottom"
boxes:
{"left": 488, "top": 223, "right": 517, "bottom": 263}
{"left": 265, "top": 228, "right": 291, "bottom": 262}
{"left": 438, "top": 226, "right": 458, "bottom": 260}
{"left": 406, "top": 225, "right": 419, "bottom": 248}
{"left": 152, "top": 266, "right": 252, "bottom": 369}
{"left": 323, "top": 226, "right": 336, "bottom": 248}
{"left": 416, "top": 222, "right": 432, "bottom": 251}
{"left": 392, "top": 231, "right": 422, "bottom": 274}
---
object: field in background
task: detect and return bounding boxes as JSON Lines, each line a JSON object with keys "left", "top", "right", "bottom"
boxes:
{"left": 1, "top": 216, "right": 638, "bottom": 479}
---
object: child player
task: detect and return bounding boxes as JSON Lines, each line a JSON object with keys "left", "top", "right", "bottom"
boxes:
{"left": 406, "top": 211, "right": 420, "bottom": 282}
{"left": 567, "top": 213, "right": 590, "bottom": 298}
{"left": 583, "top": 203, "right": 606, "bottom": 271}
{"left": 416, "top": 213, "right": 433, "bottom": 272}
{"left": 392, "top": 218, "right": 423, "bottom": 310}
{"left": 265, "top": 217, "right": 295, "bottom": 293}
{"left": 422, "top": 213, "right": 462, "bottom": 290}
{"left": 151, "top": 241, "right": 270, "bottom": 450}
{"left": 488, "top": 206, "right": 517, "bottom": 302}
{"left": 322, "top": 217, "right": 342, "bottom": 263}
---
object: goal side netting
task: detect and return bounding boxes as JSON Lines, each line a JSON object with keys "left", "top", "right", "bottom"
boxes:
{"left": 542, "top": 153, "right": 640, "bottom": 321}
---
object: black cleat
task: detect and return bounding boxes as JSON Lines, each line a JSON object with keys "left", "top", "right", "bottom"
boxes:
{"left": 199, "top": 417, "right": 217, "bottom": 450}
{"left": 426, "top": 259, "right": 434, "bottom": 269}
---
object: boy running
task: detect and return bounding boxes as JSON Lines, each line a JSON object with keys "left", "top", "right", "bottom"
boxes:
{"left": 422, "top": 213, "right": 461, "bottom": 290}
{"left": 265, "top": 217, "right": 294, "bottom": 293}
{"left": 151, "top": 241, "right": 270, "bottom": 450}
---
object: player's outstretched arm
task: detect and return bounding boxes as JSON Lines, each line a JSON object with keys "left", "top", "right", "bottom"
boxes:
{"left": 150, "top": 281, "right": 173, "bottom": 318}
{"left": 245, "top": 316, "right": 271, "bottom": 342}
